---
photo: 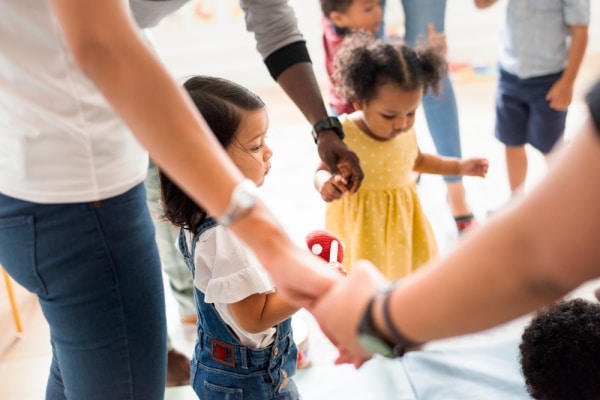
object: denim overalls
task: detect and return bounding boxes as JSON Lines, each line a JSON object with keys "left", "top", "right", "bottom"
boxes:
{"left": 179, "top": 217, "right": 300, "bottom": 400}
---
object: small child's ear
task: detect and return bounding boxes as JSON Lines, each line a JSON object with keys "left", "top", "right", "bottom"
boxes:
{"left": 352, "top": 100, "right": 364, "bottom": 111}
{"left": 329, "top": 11, "right": 347, "bottom": 29}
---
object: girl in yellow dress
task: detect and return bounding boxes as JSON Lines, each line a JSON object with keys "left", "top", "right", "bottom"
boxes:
{"left": 314, "top": 32, "right": 489, "bottom": 279}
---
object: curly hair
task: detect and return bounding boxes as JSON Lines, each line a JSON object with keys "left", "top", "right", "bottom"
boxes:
{"left": 519, "top": 298, "right": 600, "bottom": 400}
{"left": 332, "top": 31, "right": 447, "bottom": 105}
{"left": 158, "top": 75, "right": 265, "bottom": 232}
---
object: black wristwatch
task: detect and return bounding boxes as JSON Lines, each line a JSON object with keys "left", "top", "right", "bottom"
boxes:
{"left": 357, "top": 287, "right": 420, "bottom": 357}
{"left": 311, "top": 116, "right": 345, "bottom": 144}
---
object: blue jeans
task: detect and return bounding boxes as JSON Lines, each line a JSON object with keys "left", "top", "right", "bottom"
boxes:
{"left": 0, "top": 183, "right": 167, "bottom": 400}
{"left": 381, "top": 0, "right": 463, "bottom": 183}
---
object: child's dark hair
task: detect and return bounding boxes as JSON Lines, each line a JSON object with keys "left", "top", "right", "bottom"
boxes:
{"left": 519, "top": 298, "right": 600, "bottom": 400}
{"left": 320, "top": 0, "right": 354, "bottom": 17}
{"left": 159, "top": 75, "right": 265, "bottom": 232}
{"left": 333, "top": 31, "right": 447, "bottom": 105}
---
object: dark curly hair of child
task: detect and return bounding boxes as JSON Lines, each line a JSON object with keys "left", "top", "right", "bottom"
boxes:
{"left": 519, "top": 298, "right": 600, "bottom": 400}
{"left": 159, "top": 75, "right": 265, "bottom": 232}
{"left": 332, "top": 31, "right": 447, "bottom": 106}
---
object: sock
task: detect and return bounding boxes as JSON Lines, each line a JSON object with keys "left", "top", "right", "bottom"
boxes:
{"left": 454, "top": 213, "right": 476, "bottom": 233}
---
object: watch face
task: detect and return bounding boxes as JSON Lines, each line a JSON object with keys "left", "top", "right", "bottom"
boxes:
{"left": 238, "top": 190, "right": 256, "bottom": 208}
{"left": 312, "top": 116, "right": 344, "bottom": 143}
{"left": 358, "top": 335, "right": 394, "bottom": 357}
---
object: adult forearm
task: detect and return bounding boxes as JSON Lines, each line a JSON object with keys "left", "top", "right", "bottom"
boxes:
{"left": 276, "top": 62, "right": 329, "bottom": 125}
{"left": 387, "top": 217, "right": 562, "bottom": 343}
{"left": 388, "top": 122, "right": 600, "bottom": 343}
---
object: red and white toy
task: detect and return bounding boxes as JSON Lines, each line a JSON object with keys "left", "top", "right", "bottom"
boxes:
{"left": 305, "top": 229, "right": 344, "bottom": 263}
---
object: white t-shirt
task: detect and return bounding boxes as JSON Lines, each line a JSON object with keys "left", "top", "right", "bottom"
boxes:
{"left": 185, "top": 225, "right": 277, "bottom": 349}
{"left": 0, "top": 1, "right": 148, "bottom": 203}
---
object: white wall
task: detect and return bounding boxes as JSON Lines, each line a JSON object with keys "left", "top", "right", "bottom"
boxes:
{"left": 148, "top": 0, "right": 600, "bottom": 88}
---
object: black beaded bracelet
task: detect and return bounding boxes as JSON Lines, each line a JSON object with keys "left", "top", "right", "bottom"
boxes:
{"left": 382, "top": 286, "right": 421, "bottom": 357}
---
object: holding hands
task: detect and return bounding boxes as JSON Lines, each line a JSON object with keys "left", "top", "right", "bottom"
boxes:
{"left": 317, "top": 132, "right": 364, "bottom": 194}
{"left": 314, "top": 158, "right": 361, "bottom": 202}
{"left": 309, "top": 261, "right": 389, "bottom": 367}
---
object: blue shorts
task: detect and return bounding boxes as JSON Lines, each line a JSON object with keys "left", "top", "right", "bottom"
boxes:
{"left": 495, "top": 68, "right": 567, "bottom": 154}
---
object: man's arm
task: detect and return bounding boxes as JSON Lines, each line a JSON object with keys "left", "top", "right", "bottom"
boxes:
{"left": 241, "top": 0, "right": 363, "bottom": 192}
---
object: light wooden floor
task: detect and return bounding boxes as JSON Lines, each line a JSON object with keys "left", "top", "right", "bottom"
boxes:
{"left": 2, "top": 46, "right": 600, "bottom": 400}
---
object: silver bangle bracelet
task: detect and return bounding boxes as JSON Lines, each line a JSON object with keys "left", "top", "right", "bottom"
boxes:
{"left": 217, "top": 179, "right": 258, "bottom": 227}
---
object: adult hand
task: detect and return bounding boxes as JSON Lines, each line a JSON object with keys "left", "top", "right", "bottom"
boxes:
{"left": 309, "top": 260, "right": 389, "bottom": 365}
{"left": 317, "top": 131, "right": 363, "bottom": 193}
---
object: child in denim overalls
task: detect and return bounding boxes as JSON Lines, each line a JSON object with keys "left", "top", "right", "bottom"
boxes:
{"left": 159, "top": 75, "right": 301, "bottom": 399}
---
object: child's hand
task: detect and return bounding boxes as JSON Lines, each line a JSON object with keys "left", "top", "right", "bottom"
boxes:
{"left": 546, "top": 77, "right": 573, "bottom": 111}
{"left": 320, "top": 174, "right": 348, "bottom": 202}
{"left": 460, "top": 158, "right": 489, "bottom": 177}
{"left": 427, "top": 23, "right": 447, "bottom": 55}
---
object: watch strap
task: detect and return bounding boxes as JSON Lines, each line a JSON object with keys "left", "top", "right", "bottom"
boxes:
{"left": 312, "top": 116, "right": 345, "bottom": 144}
{"left": 358, "top": 292, "right": 395, "bottom": 357}
{"left": 381, "top": 287, "right": 421, "bottom": 357}
{"left": 359, "top": 286, "right": 422, "bottom": 358}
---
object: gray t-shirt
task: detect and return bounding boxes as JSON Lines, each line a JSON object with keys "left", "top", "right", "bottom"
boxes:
{"left": 129, "top": 0, "right": 304, "bottom": 60}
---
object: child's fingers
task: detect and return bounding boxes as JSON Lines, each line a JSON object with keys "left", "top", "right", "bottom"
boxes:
{"left": 332, "top": 174, "right": 349, "bottom": 193}
{"left": 427, "top": 22, "right": 436, "bottom": 37}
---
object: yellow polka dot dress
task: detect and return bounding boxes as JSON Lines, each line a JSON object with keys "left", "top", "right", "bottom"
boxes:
{"left": 325, "top": 114, "right": 438, "bottom": 279}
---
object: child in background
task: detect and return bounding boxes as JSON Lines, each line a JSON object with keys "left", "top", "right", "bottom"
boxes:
{"left": 519, "top": 298, "right": 600, "bottom": 400}
{"left": 475, "top": 0, "right": 589, "bottom": 198}
{"left": 320, "top": 0, "right": 383, "bottom": 116}
{"left": 322, "top": 0, "right": 480, "bottom": 235}
{"left": 159, "top": 76, "right": 300, "bottom": 399}
{"left": 315, "top": 32, "right": 488, "bottom": 279}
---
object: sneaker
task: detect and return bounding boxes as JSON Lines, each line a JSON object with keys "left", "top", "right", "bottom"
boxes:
{"left": 454, "top": 214, "right": 477, "bottom": 234}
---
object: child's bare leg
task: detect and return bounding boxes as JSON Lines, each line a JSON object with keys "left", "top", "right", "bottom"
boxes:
{"left": 505, "top": 145, "right": 528, "bottom": 194}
